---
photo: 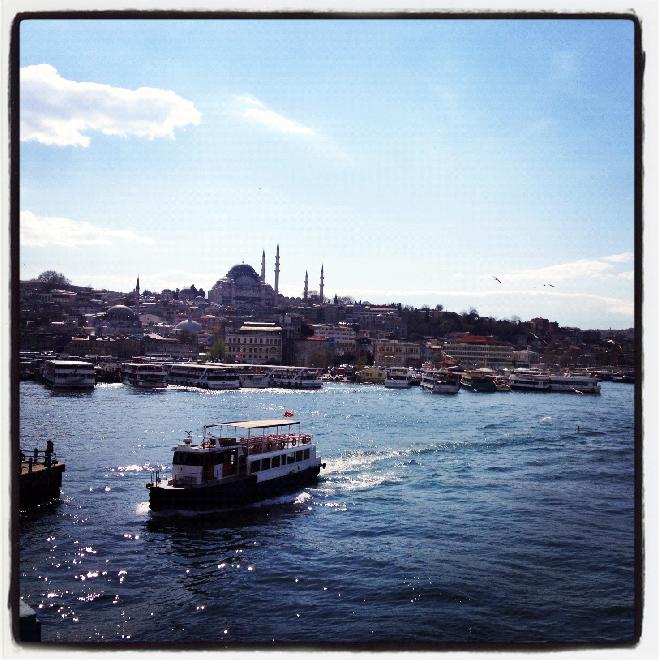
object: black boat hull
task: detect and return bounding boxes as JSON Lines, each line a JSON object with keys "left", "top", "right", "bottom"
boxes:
{"left": 148, "top": 464, "right": 322, "bottom": 512}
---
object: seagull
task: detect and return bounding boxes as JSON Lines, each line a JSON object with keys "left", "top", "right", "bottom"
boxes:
{"left": 492, "top": 276, "right": 502, "bottom": 284}
{"left": 544, "top": 283, "right": 556, "bottom": 288}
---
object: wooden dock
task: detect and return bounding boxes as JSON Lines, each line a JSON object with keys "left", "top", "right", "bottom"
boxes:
{"left": 19, "top": 446, "right": 65, "bottom": 508}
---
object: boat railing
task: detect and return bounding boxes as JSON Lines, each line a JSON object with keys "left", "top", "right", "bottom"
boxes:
{"left": 221, "top": 432, "right": 314, "bottom": 454}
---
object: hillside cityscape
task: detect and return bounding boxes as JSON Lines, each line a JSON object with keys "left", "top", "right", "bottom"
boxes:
{"left": 19, "top": 250, "right": 635, "bottom": 378}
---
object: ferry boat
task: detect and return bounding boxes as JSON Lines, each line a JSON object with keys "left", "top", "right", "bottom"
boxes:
{"left": 166, "top": 363, "right": 240, "bottom": 390}
{"left": 420, "top": 369, "right": 461, "bottom": 394}
{"left": 384, "top": 367, "right": 412, "bottom": 389}
{"left": 355, "top": 366, "right": 387, "bottom": 384}
{"left": 42, "top": 359, "right": 95, "bottom": 389}
{"left": 270, "top": 367, "right": 322, "bottom": 389}
{"left": 460, "top": 369, "right": 497, "bottom": 393}
{"left": 495, "top": 376, "right": 511, "bottom": 392}
{"left": 233, "top": 364, "right": 273, "bottom": 388}
{"left": 122, "top": 362, "right": 168, "bottom": 389}
{"left": 509, "top": 370, "right": 551, "bottom": 392}
{"left": 146, "top": 419, "right": 326, "bottom": 512}
{"left": 549, "top": 373, "right": 601, "bottom": 394}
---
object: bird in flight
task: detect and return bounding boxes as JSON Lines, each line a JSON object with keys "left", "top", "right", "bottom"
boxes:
{"left": 492, "top": 276, "right": 502, "bottom": 284}
{"left": 543, "top": 283, "right": 556, "bottom": 288}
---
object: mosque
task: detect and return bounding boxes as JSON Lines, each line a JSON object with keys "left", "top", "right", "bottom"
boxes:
{"left": 207, "top": 245, "right": 325, "bottom": 307}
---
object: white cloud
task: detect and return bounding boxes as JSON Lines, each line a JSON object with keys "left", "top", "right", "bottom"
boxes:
{"left": 497, "top": 259, "right": 610, "bottom": 283}
{"left": 493, "top": 253, "right": 635, "bottom": 284}
{"left": 139, "top": 270, "right": 220, "bottom": 292}
{"left": 352, "top": 287, "right": 634, "bottom": 318}
{"left": 233, "top": 94, "right": 316, "bottom": 136}
{"left": 617, "top": 271, "right": 634, "bottom": 281}
{"left": 21, "top": 210, "right": 155, "bottom": 247}
{"left": 21, "top": 64, "right": 201, "bottom": 147}
{"left": 602, "top": 252, "right": 634, "bottom": 263}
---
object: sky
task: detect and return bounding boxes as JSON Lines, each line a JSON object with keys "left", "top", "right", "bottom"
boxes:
{"left": 18, "top": 17, "right": 636, "bottom": 329}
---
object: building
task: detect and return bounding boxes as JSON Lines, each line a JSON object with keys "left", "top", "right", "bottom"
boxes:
{"left": 208, "top": 264, "right": 277, "bottom": 308}
{"left": 224, "top": 322, "right": 283, "bottom": 364}
{"left": 442, "top": 335, "right": 513, "bottom": 369}
{"left": 347, "top": 305, "right": 405, "bottom": 338}
{"left": 294, "top": 336, "right": 334, "bottom": 368}
{"left": 373, "top": 339, "right": 421, "bottom": 367}
{"left": 511, "top": 349, "right": 541, "bottom": 368}
{"left": 310, "top": 323, "right": 357, "bottom": 356}
{"left": 97, "top": 305, "right": 143, "bottom": 338}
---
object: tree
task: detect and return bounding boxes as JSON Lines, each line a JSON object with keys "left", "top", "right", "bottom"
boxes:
{"left": 208, "top": 338, "right": 225, "bottom": 361}
{"left": 36, "top": 270, "right": 70, "bottom": 289}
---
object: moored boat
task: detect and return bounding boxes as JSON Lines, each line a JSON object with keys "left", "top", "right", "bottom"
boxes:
{"left": 509, "top": 370, "right": 551, "bottom": 392}
{"left": 42, "top": 359, "right": 95, "bottom": 389}
{"left": 549, "top": 373, "right": 601, "bottom": 394}
{"left": 460, "top": 369, "right": 497, "bottom": 393}
{"left": 146, "top": 418, "right": 325, "bottom": 512}
{"left": 233, "top": 364, "right": 273, "bottom": 388}
{"left": 269, "top": 367, "right": 322, "bottom": 389}
{"left": 166, "top": 363, "right": 240, "bottom": 390}
{"left": 420, "top": 369, "right": 461, "bottom": 394}
{"left": 355, "top": 366, "right": 387, "bottom": 384}
{"left": 384, "top": 367, "right": 412, "bottom": 389}
{"left": 122, "top": 362, "right": 168, "bottom": 389}
{"left": 495, "top": 376, "right": 511, "bottom": 392}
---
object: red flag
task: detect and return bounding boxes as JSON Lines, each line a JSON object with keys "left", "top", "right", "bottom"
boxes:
{"left": 284, "top": 411, "right": 294, "bottom": 417}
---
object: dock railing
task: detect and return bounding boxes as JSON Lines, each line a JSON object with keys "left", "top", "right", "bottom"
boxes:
{"left": 19, "top": 447, "right": 59, "bottom": 473}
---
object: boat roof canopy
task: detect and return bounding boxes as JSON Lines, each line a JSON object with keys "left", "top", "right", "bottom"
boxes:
{"left": 217, "top": 419, "right": 301, "bottom": 430}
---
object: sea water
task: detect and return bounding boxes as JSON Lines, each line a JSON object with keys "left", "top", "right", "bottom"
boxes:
{"left": 17, "top": 380, "right": 637, "bottom": 645}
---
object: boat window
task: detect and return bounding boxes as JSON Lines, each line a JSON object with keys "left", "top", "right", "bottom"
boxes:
{"left": 213, "top": 451, "right": 228, "bottom": 465}
{"left": 261, "top": 458, "right": 271, "bottom": 471}
{"left": 303, "top": 449, "right": 310, "bottom": 460}
{"left": 295, "top": 450, "right": 303, "bottom": 462}
{"left": 272, "top": 455, "right": 281, "bottom": 468}
{"left": 250, "top": 461, "right": 261, "bottom": 474}
{"left": 173, "top": 452, "right": 205, "bottom": 466}
{"left": 287, "top": 453, "right": 295, "bottom": 465}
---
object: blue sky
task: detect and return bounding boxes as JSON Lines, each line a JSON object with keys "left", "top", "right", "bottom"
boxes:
{"left": 19, "top": 18, "right": 635, "bottom": 329}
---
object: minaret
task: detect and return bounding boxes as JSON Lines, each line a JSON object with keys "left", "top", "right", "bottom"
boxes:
{"left": 304, "top": 270, "right": 309, "bottom": 301}
{"left": 274, "top": 244, "right": 280, "bottom": 295}
{"left": 260, "top": 250, "right": 266, "bottom": 282}
{"left": 319, "top": 265, "right": 324, "bottom": 303}
{"left": 134, "top": 275, "right": 141, "bottom": 323}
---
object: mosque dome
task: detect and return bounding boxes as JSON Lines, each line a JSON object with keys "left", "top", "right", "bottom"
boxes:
{"left": 207, "top": 255, "right": 276, "bottom": 307}
{"left": 226, "top": 264, "right": 261, "bottom": 286}
{"left": 174, "top": 318, "right": 202, "bottom": 334}
{"left": 106, "top": 305, "right": 137, "bottom": 322}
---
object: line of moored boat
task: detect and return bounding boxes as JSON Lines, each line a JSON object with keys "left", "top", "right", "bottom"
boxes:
{"left": 29, "top": 357, "right": 325, "bottom": 391}
{"left": 21, "top": 352, "right": 633, "bottom": 395}
{"left": 388, "top": 366, "right": 604, "bottom": 394}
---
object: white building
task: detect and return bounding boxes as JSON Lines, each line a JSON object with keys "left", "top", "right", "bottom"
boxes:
{"left": 310, "top": 323, "right": 357, "bottom": 355}
{"left": 224, "top": 322, "right": 282, "bottom": 364}
{"left": 442, "top": 337, "right": 513, "bottom": 369}
{"left": 373, "top": 339, "right": 421, "bottom": 367}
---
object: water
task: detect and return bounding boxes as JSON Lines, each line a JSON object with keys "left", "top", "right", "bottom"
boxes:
{"left": 17, "top": 381, "right": 637, "bottom": 645}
